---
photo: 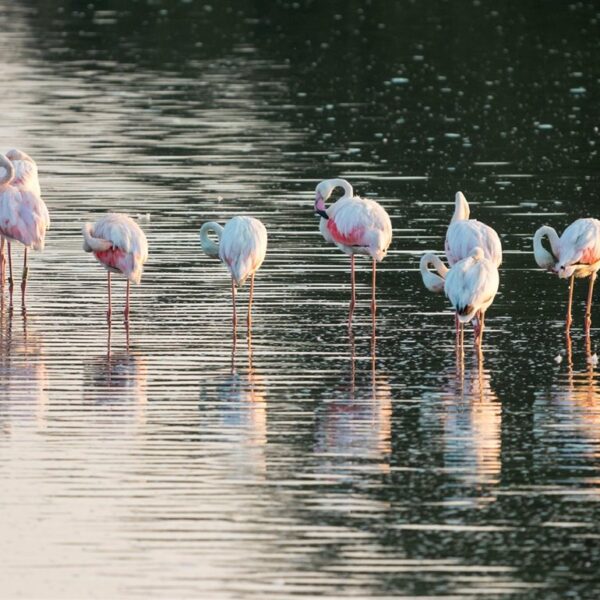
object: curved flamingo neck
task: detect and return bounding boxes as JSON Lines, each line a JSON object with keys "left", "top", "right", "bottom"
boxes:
{"left": 533, "top": 225, "right": 559, "bottom": 269}
{"left": 0, "top": 154, "right": 15, "bottom": 187}
{"left": 328, "top": 178, "right": 354, "bottom": 199}
{"left": 199, "top": 222, "right": 224, "bottom": 258}
{"left": 452, "top": 191, "right": 470, "bottom": 223}
{"left": 420, "top": 252, "right": 449, "bottom": 293}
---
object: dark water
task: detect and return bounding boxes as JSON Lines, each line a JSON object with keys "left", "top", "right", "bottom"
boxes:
{"left": 0, "top": 1, "right": 599, "bottom": 598}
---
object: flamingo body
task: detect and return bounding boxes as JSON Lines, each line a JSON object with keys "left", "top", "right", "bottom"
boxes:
{"left": 0, "top": 150, "right": 49, "bottom": 251}
{"left": 199, "top": 215, "right": 267, "bottom": 335}
{"left": 445, "top": 248, "right": 499, "bottom": 324}
{"left": 533, "top": 218, "right": 600, "bottom": 332}
{"left": 83, "top": 213, "right": 148, "bottom": 284}
{"left": 217, "top": 216, "right": 267, "bottom": 286}
{"left": 314, "top": 178, "right": 391, "bottom": 322}
{"left": 446, "top": 192, "right": 501, "bottom": 267}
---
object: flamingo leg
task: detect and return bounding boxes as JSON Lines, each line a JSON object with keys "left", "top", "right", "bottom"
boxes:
{"left": 107, "top": 272, "right": 112, "bottom": 322}
{"left": 585, "top": 272, "right": 597, "bottom": 333}
{"left": 232, "top": 277, "right": 237, "bottom": 338}
{"left": 124, "top": 279, "right": 130, "bottom": 321}
{"left": 566, "top": 274, "right": 575, "bottom": 332}
{"left": 477, "top": 311, "right": 486, "bottom": 346}
{"left": 21, "top": 247, "right": 28, "bottom": 305}
{"left": 247, "top": 273, "right": 255, "bottom": 332}
{"left": 371, "top": 258, "right": 377, "bottom": 318}
{"left": 7, "top": 241, "right": 13, "bottom": 304}
{"left": 0, "top": 236, "right": 5, "bottom": 289}
{"left": 348, "top": 254, "right": 356, "bottom": 324}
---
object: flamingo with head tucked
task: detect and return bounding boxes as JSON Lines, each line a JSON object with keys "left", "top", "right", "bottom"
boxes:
{"left": 445, "top": 191, "right": 502, "bottom": 268}
{"left": 200, "top": 216, "right": 267, "bottom": 335}
{"left": 0, "top": 149, "right": 50, "bottom": 306}
{"left": 313, "top": 178, "right": 392, "bottom": 322}
{"left": 444, "top": 247, "right": 499, "bottom": 346}
{"left": 534, "top": 218, "right": 600, "bottom": 332}
{"left": 82, "top": 213, "right": 148, "bottom": 322}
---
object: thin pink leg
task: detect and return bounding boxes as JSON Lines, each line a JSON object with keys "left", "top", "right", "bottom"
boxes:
{"left": 585, "top": 272, "right": 596, "bottom": 333}
{"left": 0, "top": 236, "right": 5, "bottom": 289}
{"left": 124, "top": 279, "right": 130, "bottom": 321}
{"left": 371, "top": 258, "right": 377, "bottom": 318}
{"left": 21, "top": 247, "right": 28, "bottom": 306}
{"left": 232, "top": 277, "right": 237, "bottom": 337}
{"left": 566, "top": 274, "right": 574, "bottom": 332}
{"left": 349, "top": 254, "right": 356, "bottom": 325}
{"left": 247, "top": 273, "right": 254, "bottom": 333}
{"left": 7, "top": 241, "right": 13, "bottom": 306}
{"left": 107, "top": 272, "right": 112, "bottom": 322}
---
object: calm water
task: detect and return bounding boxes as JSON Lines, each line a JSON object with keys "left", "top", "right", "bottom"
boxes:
{"left": 1, "top": 1, "right": 599, "bottom": 598}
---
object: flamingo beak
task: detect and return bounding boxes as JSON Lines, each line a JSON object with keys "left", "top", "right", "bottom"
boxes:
{"left": 314, "top": 192, "right": 329, "bottom": 220}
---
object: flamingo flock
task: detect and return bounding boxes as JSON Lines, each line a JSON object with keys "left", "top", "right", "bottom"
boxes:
{"left": 1, "top": 149, "right": 598, "bottom": 349}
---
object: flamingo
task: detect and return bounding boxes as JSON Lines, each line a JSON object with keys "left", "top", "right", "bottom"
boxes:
{"left": 313, "top": 178, "right": 392, "bottom": 322}
{"left": 82, "top": 213, "right": 148, "bottom": 321}
{"left": 199, "top": 216, "right": 267, "bottom": 334}
{"left": 0, "top": 149, "right": 50, "bottom": 305}
{"left": 443, "top": 247, "right": 499, "bottom": 346}
{"left": 533, "top": 218, "right": 600, "bottom": 332}
{"left": 445, "top": 191, "right": 502, "bottom": 268}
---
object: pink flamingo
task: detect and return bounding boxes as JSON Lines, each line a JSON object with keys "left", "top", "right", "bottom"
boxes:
{"left": 445, "top": 191, "right": 502, "bottom": 268}
{"left": 314, "top": 178, "right": 392, "bottom": 322}
{"left": 534, "top": 218, "right": 600, "bottom": 332}
{"left": 82, "top": 213, "right": 148, "bottom": 321}
{"left": 444, "top": 247, "right": 500, "bottom": 346}
{"left": 0, "top": 149, "right": 50, "bottom": 304}
{"left": 199, "top": 216, "right": 267, "bottom": 334}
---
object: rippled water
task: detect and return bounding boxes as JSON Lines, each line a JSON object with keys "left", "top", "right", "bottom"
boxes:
{"left": 1, "top": 1, "right": 599, "bottom": 598}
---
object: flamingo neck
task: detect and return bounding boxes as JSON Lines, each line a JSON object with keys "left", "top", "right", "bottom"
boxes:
{"left": 0, "top": 153, "right": 15, "bottom": 187}
{"left": 533, "top": 225, "right": 559, "bottom": 270}
{"left": 452, "top": 191, "right": 470, "bottom": 223}
{"left": 420, "top": 253, "right": 449, "bottom": 293}
{"left": 326, "top": 178, "right": 354, "bottom": 199}
{"left": 199, "top": 222, "right": 224, "bottom": 259}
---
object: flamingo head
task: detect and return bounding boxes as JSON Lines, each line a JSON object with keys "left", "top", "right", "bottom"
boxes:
{"left": 314, "top": 181, "right": 331, "bottom": 220}
{"left": 471, "top": 247, "right": 485, "bottom": 261}
{"left": 5, "top": 148, "right": 31, "bottom": 162}
{"left": 557, "top": 262, "right": 576, "bottom": 279}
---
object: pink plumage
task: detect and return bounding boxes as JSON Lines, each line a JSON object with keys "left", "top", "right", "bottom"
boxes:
{"left": 82, "top": 213, "right": 148, "bottom": 321}
{"left": 314, "top": 177, "right": 392, "bottom": 322}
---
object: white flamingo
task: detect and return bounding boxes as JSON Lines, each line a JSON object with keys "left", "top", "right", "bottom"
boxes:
{"left": 199, "top": 216, "right": 267, "bottom": 333}
{"left": 0, "top": 149, "right": 50, "bottom": 304}
{"left": 534, "top": 218, "right": 600, "bottom": 332}
{"left": 314, "top": 178, "right": 392, "bottom": 321}
{"left": 445, "top": 191, "right": 502, "bottom": 268}
{"left": 443, "top": 247, "right": 499, "bottom": 345}
{"left": 82, "top": 213, "right": 148, "bottom": 321}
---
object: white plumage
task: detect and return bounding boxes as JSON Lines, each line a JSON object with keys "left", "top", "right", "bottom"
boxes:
{"left": 445, "top": 247, "right": 499, "bottom": 326}
{"left": 82, "top": 213, "right": 148, "bottom": 284}
{"left": 445, "top": 192, "right": 502, "bottom": 267}
{"left": 200, "top": 215, "right": 267, "bottom": 333}
{"left": 82, "top": 212, "right": 148, "bottom": 322}
{"left": 533, "top": 218, "right": 600, "bottom": 331}
{"left": 314, "top": 177, "right": 392, "bottom": 321}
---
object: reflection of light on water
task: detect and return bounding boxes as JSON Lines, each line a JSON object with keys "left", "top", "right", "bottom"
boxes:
{"left": 199, "top": 347, "right": 267, "bottom": 477}
{"left": 314, "top": 347, "right": 392, "bottom": 478}
{"left": 424, "top": 352, "right": 501, "bottom": 486}
{"left": 0, "top": 318, "right": 48, "bottom": 434}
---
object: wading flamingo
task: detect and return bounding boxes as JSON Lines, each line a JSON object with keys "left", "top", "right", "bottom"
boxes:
{"left": 82, "top": 213, "right": 148, "bottom": 321}
{"left": 199, "top": 216, "right": 267, "bottom": 335}
{"left": 313, "top": 178, "right": 392, "bottom": 322}
{"left": 445, "top": 191, "right": 502, "bottom": 268}
{"left": 533, "top": 218, "right": 600, "bottom": 332}
{"left": 443, "top": 247, "right": 499, "bottom": 346}
{"left": 0, "top": 149, "right": 50, "bottom": 305}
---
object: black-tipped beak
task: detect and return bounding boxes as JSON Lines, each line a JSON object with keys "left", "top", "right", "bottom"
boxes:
{"left": 315, "top": 209, "right": 329, "bottom": 220}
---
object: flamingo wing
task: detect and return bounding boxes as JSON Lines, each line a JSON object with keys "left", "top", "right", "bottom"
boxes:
{"left": 559, "top": 218, "right": 600, "bottom": 266}
{"left": 446, "top": 220, "right": 502, "bottom": 267}
{"left": 220, "top": 216, "right": 267, "bottom": 286}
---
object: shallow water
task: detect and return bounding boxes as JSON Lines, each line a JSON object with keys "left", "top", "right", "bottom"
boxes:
{"left": 0, "top": 1, "right": 599, "bottom": 598}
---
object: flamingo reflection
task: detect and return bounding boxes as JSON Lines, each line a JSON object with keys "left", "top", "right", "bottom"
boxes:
{"left": 198, "top": 339, "right": 267, "bottom": 476}
{"left": 0, "top": 315, "right": 48, "bottom": 433}
{"left": 314, "top": 331, "right": 392, "bottom": 477}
